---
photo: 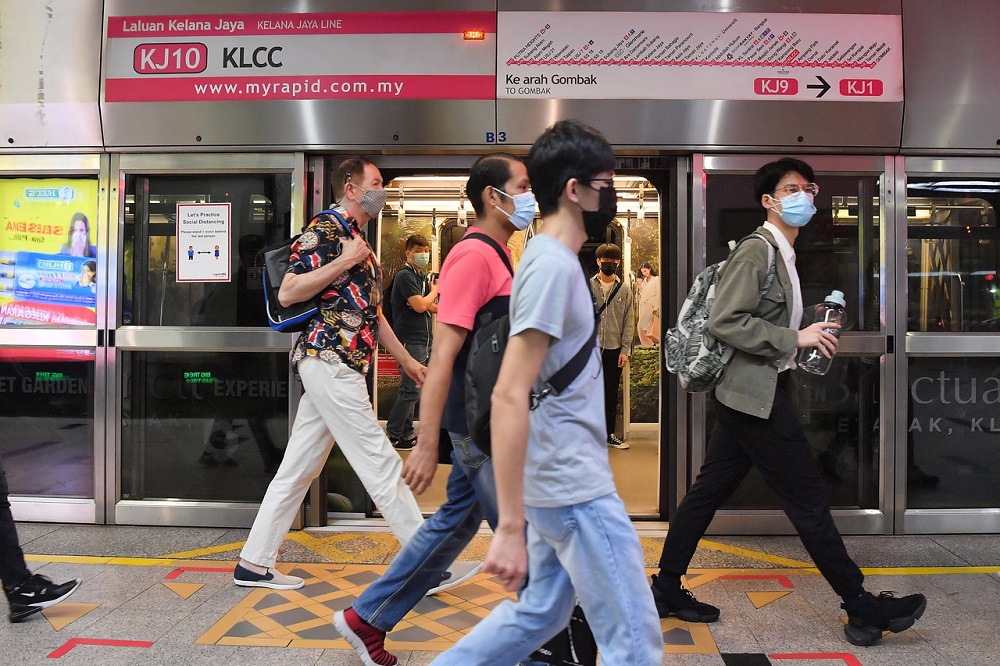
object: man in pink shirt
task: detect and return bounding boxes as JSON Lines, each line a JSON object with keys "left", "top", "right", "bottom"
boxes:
{"left": 334, "top": 153, "right": 537, "bottom": 666}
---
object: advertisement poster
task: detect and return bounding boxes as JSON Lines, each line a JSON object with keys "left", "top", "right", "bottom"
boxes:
{"left": 103, "top": 12, "right": 496, "bottom": 103}
{"left": 0, "top": 178, "right": 99, "bottom": 328}
{"left": 176, "top": 203, "right": 231, "bottom": 282}
{"left": 497, "top": 12, "right": 903, "bottom": 102}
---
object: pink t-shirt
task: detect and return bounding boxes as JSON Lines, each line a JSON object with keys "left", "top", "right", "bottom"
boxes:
{"left": 437, "top": 229, "right": 513, "bottom": 331}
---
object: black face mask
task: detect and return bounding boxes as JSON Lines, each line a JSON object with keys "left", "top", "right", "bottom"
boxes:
{"left": 583, "top": 185, "right": 618, "bottom": 240}
{"left": 599, "top": 262, "right": 618, "bottom": 276}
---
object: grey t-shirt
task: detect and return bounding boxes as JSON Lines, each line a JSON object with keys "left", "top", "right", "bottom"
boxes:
{"left": 509, "top": 234, "right": 616, "bottom": 508}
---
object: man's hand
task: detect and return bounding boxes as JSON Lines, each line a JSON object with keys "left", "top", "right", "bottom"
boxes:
{"left": 339, "top": 235, "right": 371, "bottom": 268}
{"left": 617, "top": 352, "right": 629, "bottom": 368}
{"left": 402, "top": 433, "right": 439, "bottom": 494}
{"left": 400, "top": 357, "right": 427, "bottom": 388}
{"left": 483, "top": 524, "right": 528, "bottom": 592}
{"left": 796, "top": 321, "right": 841, "bottom": 357}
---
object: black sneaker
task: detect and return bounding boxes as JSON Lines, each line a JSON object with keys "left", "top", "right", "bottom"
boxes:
{"left": 650, "top": 574, "right": 719, "bottom": 622}
{"left": 607, "top": 434, "right": 629, "bottom": 450}
{"left": 843, "top": 591, "right": 927, "bottom": 646}
{"left": 390, "top": 436, "right": 416, "bottom": 451}
{"left": 6, "top": 574, "right": 80, "bottom": 623}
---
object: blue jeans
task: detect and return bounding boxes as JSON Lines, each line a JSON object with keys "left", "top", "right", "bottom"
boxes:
{"left": 431, "top": 492, "right": 664, "bottom": 666}
{"left": 386, "top": 342, "right": 429, "bottom": 441}
{"left": 353, "top": 431, "right": 497, "bottom": 631}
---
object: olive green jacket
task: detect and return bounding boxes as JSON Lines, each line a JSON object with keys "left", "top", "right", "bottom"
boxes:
{"left": 708, "top": 227, "right": 798, "bottom": 418}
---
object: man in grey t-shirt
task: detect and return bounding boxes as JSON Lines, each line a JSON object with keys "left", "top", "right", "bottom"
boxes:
{"left": 432, "top": 121, "right": 663, "bottom": 665}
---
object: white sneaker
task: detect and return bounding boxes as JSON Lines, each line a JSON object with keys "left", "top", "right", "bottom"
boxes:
{"left": 426, "top": 562, "right": 483, "bottom": 596}
{"left": 233, "top": 564, "right": 305, "bottom": 590}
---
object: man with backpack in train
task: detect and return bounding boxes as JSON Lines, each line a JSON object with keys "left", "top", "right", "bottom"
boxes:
{"left": 334, "top": 152, "right": 543, "bottom": 666}
{"left": 234, "top": 156, "right": 427, "bottom": 590}
{"left": 431, "top": 120, "right": 663, "bottom": 665}
{"left": 654, "top": 157, "right": 926, "bottom": 647}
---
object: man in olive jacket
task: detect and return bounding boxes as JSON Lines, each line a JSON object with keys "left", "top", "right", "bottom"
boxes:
{"left": 651, "top": 158, "right": 927, "bottom": 648}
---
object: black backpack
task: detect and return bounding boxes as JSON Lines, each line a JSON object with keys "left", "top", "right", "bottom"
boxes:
{"left": 261, "top": 209, "right": 351, "bottom": 332}
{"left": 463, "top": 234, "right": 596, "bottom": 454}
{"left": 381, "top": 271, "right": 397, "bottom": 328}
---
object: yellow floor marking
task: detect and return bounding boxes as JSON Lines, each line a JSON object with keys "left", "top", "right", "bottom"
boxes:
{"left": 160, "top": 542, "right": 248, "bottom": 559}
{"left": 696, "top": 539, "right": 817, "bottom": 568}
{"left": 42, "top": 602, "right": 99, "bottom": 631}
{"left": 163, "top": 582, "right": 204, "bottom": 599}
{"left": 747, "top": 590, "right": 793, "bottom": 609}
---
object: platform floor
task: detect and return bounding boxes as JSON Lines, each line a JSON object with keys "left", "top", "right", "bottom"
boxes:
{"left": 4, "top": 521, "right": 999, "bottom": 665}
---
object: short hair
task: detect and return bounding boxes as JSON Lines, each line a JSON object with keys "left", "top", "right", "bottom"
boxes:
{"left": 526, "top": 119, "right": 615, "bottom": 217}
{"left": 596, "top": 243, "right": 622, "bottom": 261}
{"left": 639, "top": 261, "right": 658, "bottom": 276}
{"left": 753, "top": 157, "right": 815, "bottom": 201}
{"left": 466, "top": 153, "right": 520, "bottom": 216}
{"left": 331, "top": 156, "right": 375, "bottom": 202}
{"left": 405, "top": 234, "right": 429, "bottom": 251}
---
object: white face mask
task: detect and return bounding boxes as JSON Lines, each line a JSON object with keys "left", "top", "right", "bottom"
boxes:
{"left": 413, "top": 252, "right": 430, "bottom": 268}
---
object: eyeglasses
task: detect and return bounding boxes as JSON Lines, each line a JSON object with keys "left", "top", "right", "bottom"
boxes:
{"left": 773, "top": 183, "right": 820, "bottom": 196}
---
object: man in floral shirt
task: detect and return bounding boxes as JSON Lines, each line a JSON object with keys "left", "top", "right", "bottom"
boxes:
{"left": 234, "top": 157, "right": 426, "bottom": 590}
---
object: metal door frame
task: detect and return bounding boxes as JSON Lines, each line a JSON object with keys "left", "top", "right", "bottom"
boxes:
{"left": 0, "top": 153, "right": 110, "bottom": 524}
{"left": 684, "top": 154, "right": 896, "bottom": 535}
{"left": 109, "top": 152, "right": 305, "bottom": 527}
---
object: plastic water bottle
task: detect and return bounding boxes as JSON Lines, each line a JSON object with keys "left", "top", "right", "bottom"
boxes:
{"left": 797, "top": 290, "right": 847, "bottom": 376}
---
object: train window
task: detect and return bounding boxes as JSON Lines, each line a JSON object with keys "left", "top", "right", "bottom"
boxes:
{"left": 905, "top": 180, "right": 999, "bottom": 332}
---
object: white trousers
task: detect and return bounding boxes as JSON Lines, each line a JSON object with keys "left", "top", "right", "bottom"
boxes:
{"left": 241, "top": 356, "right": 423, "bottom": 568}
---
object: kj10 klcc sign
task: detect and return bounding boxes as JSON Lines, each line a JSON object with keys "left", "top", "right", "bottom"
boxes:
{"left": 103, "top": 11, "right": 496, "bottom": 103}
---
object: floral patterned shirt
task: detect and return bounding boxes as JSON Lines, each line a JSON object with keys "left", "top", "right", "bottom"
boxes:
{"left": 288, "top": 208, "right": 382, "bottom": 375}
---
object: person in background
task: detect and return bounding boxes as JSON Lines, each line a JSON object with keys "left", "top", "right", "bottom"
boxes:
{"left": 385, "top": 234, "right": 438, "bottom": 451}
{"left": 233, "top": 156, "right": 426, "bottom": 590}
{"left": 60, "top": 212, "right": 97, "bottom": 258}
{"left": 636, "top": 261, "right": 660, "bottom": 347}
{"left": 1, "top": 459, "right": 80, "bottom": 623}
{"left": 651, "top": 157, "right": 927, "bottom": 648}
{"left": 589, "top": 242, "right": 634, "bottom": 449}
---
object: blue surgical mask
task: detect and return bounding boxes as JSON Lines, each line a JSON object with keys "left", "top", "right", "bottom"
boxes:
{"left": 494, "top": 188, "right": 536, "bottom": 230}
{"left": 771, "top": 190, "right": 816, "bottom": 227}
{"left": 413, "top": 252, "right": 430, "bottom": 268}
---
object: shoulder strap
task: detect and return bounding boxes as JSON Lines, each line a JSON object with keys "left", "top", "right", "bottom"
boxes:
{"left": 530, "top": 270, "right": 599, "bottom": 409}
{"left": 465, "top": 232, "right": 514, "bottom": 276}
{"left": 596, "top": 280, "right": 623, "bottom": 318}
{"left": 314, "top": 208, "right": 353, "bottom": 236}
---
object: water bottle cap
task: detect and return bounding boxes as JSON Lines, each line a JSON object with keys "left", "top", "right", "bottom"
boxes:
{"left": 825, "top": 290, "right": 847, "bottom": 308}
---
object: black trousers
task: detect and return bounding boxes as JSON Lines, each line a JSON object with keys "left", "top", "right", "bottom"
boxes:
{"left": 658, "top": 374, "right": 865, "bottom": 600}
{"left": 0, "top": 461, "right": 31, "bottom": 590}
{"left": 601, "top": 347, "right": 624, "bottom": 438}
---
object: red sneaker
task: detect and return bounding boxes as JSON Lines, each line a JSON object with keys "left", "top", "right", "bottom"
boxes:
{"left": 333, "top": 607, "right": 397, "bottom": 666}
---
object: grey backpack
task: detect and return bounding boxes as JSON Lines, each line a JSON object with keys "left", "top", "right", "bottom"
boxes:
{"left": 665, "top": 233, "right": 776, "bottom": 392}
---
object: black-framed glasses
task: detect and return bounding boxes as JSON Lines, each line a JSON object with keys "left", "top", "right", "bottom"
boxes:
{"left": 773, "top": 183, "right": 820, "bottom": 196}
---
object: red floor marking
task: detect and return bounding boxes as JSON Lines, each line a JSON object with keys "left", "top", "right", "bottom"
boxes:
{"left": 164, "top": 566, "right": 234, "bottom": 580}
{"left": 771, "top": 653, "right": 863, "bottom": 666}
{"left": 48, "top": 638, "right": 154, "bottom": 659}
{"left": 720, "top": 574, "right": 794, "bottom": 589}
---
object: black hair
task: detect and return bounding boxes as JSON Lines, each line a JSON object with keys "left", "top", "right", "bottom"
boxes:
{"left": 331, "top": 156, "right": 375, "bottom": 202}
{"left": 466, "top": 153, "right": 520, "bottom": 216}
{"left": 596, "top": 243, "right": 622, "bottom": 261}
{"left": 639, "top": 261, "right": 658, "bottom": 276}
{"left": 405, "top": 234, "right": 430, "bottom": 251}
{"left": 526, "top": 119, "right": 615, "bottom": 217}
{"left": 753, "top": 157, "right": 815, "bottom": 202}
